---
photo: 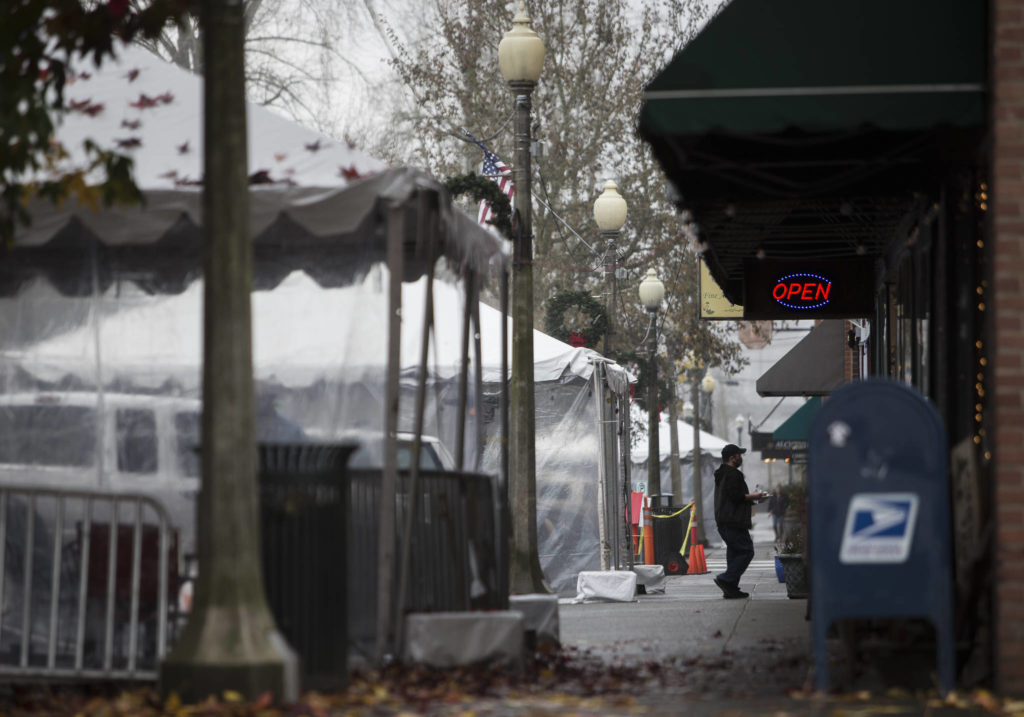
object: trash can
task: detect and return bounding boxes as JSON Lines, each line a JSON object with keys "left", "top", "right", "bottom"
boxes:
{"left": 258, "top": 442, "right": 356, "bottom": 691}
{"left": 652, "top": 504, "right": 690, "bottom": 575}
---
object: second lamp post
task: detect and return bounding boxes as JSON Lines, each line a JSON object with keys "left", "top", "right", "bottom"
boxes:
{"left": 638, "top": 268, "right": 666, "bottom": 506}
{"left": 498, "top": 1, "right": 547, "bottom": 595}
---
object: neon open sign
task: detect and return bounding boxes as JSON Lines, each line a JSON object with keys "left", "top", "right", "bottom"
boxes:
{"left": 742, "top": 258, "right": 873, "bottom": 319}
{"left": 772, "top": 273, "right": 832, "bottom": 310}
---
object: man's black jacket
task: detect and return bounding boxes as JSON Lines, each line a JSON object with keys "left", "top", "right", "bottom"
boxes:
{"left": 714, "top": 462, "right": 752, "bottom": 529}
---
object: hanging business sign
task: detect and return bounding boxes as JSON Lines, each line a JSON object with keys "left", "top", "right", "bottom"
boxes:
{"left": 699, "top": 258, "right": 743, "bottom": 320}
{"left": 742, "top": 258, "right": 875, "bottom": 319}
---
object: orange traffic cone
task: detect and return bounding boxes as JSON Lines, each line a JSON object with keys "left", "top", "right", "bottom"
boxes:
{"left": 685, "top": 513, "right": 700, "bottom": 575}
{"left": 686, "top": 516, "right": 708, "bottom": 575}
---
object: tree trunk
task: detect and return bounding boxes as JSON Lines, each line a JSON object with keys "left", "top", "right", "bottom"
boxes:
{"left": 159, "top": 0, "right": 297, "bottom": 702}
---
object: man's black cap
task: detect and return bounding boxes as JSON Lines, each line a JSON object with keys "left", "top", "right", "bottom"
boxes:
{"left": 721, "top": 444, "right": 747, "bottom": 459}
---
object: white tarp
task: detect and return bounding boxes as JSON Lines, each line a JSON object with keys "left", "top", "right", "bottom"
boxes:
{"left": 7, "top": 272, "right": 607, "bottom": 390}
{"left": 9, "top": 42, "right": 504, "bottom": 297}
{"left": 630, "top": 408, "right": 730, "bottom": 462}
{"left": 17, "top": 42, "right": 388, "bottom": 247}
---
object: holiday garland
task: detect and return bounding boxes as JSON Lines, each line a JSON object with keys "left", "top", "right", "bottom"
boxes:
{"left": 544, "top": 289, "right": 608, "bottom": 348}
{"left": 443, "top": 172, "right": 513, "bottom": 239}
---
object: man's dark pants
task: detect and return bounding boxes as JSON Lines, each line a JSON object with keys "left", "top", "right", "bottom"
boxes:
{"left": 716, "top": 525, "right": 755, "bottom": 587}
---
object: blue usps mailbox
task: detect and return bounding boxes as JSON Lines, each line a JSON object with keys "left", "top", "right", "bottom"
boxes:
{"left": 809, "top": 379, "right": 954, "bottom": 694}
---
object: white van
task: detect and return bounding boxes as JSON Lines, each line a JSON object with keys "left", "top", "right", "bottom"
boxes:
{"left": 0, "top": 391, "right": 202, "bottom": 495}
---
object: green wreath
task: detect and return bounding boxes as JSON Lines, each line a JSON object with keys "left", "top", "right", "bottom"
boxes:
{"left": 443, "top": 172, "right": 512, "bottom": 239}
{"left": 544, "top": 289, "right": 608, "bottom": 348}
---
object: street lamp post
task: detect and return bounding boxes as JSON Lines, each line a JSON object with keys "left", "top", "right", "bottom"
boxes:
{"left": 639, "top": 269, "right": 666, "bottom": 506}
{"left": 498, "top": 2, "right": 548, "bottom": 595}
{"left": 593, "top": 180, "right": 626, "bottom": 356}
{"left": 735, "top": 415, "right": 746, "bottom": 448}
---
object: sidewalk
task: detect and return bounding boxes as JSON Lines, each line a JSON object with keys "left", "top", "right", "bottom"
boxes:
{"left": 548, "top": 513, "right": 996, "bottom": 715}
{"left": 559, "top": 512, "right": 811, "bottom": 700}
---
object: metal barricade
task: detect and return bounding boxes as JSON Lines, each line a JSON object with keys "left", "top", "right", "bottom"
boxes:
{"left": 347, "top": 469, "right": 502, "bottom": 661}
{"left": 0, "top": 486, "right": 179, "bottom": 680}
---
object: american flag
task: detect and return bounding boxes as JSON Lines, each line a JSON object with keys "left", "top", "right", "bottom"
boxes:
{"left": 477, "top": 146, "right": 514, "bottom": 226}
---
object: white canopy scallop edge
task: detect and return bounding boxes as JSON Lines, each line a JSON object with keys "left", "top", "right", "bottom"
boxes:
{"left": 8, "top": 43, "right": 504, "bottom": 292}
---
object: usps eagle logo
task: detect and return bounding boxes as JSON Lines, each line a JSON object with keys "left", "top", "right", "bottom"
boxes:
{"left": 839, "top": 493, "right": 919, "bottom": 564}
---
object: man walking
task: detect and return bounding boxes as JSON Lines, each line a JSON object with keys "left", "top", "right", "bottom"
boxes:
{"left": 713, "top": 444, "right": 767, "bottom": 599}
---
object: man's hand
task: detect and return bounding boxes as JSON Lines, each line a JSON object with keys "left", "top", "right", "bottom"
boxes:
{"left": 747, "top": 491, "right": 769, "bottom": 502}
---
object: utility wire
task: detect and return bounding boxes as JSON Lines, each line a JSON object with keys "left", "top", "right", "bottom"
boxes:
{"left": 751, "top": 397, "right": 787, "bottom": 432}
{"left": 531, "top": 191, "right": 600, "bottom": 258}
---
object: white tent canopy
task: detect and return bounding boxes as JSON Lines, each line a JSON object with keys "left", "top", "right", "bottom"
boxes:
{"left": 8, "top": 272, "right": 614, "bottom": 390}
{"left": 630, "top": 405, "right": 730, "bottom": 462}
{"left": 6, "top": 42, "right": 502, "bottom": 296}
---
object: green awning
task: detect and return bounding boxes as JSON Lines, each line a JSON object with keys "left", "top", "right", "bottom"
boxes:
{"left": 636, "top": 0, "right": 987, "bottom": 306}
{"left": 774, "top": 397, "right": 822, "bottom": 442}
{"left": 640, "top": 0, "right": 986, "bottom": 138}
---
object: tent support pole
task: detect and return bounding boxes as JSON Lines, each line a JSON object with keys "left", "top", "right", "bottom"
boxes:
{"left": 471, "top": 282, "right": 484, "bottom": 473}
{"left": 455, "top": 269, "right": 473, "bottom": 471}
{"left": 499, "top": 268, "right": 510, "bottom": 600}
{"left": 394, "top": 211, "right": 436, "bottom": 658}
{"left": 592, "top": 362, "right": 610, "bottom": 570}
{"left": 375, "top": 202, "right": 404, "bottom": 664}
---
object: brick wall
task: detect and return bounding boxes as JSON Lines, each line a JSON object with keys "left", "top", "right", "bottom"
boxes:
{"left": 992, "top": 0, "right": 1024, "bottom": 693}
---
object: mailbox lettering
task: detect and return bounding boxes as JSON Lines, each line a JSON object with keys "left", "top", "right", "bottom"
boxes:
{"left": 772, "top": 273, "right": 832, "bottom": 310}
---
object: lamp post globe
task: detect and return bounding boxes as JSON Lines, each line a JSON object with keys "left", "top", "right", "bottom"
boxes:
{"left": 594, "top": 180, "right": 627, "bottom": 231}
{"left": 700, "top": 373, "right": 716, "bottom": 432}
{"left": 701, "top": 373, "right": 716, "bottom": 394}
{"left": 638, "top": 268, "right": 666, "bottom": 311}
{"left": 735, "top": 414, "right": 746, "bottom": 447}
{"left": 595, "top": 180, "right": 626, "bottom": 354}
{"left": 500, "top": 1, "right": 548, "bottom": 596}
{"left": 498, "top": 2, "right": 545, "bottom": 84}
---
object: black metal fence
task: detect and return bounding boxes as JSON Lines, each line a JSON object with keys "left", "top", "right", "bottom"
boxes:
{"left": 346, "top": 468, "right": 503, "bottom": 661}
{"left": 256, "top": 443, "right": 504, "bottom": 676}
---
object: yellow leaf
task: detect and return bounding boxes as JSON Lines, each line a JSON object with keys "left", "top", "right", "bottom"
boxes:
{"left": 164, "top": 692, "right": 182, "bottom": 712}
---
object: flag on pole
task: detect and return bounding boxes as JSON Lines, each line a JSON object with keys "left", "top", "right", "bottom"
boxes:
{"left": 473, "top": 140, "right": 514, "bottom": 226}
